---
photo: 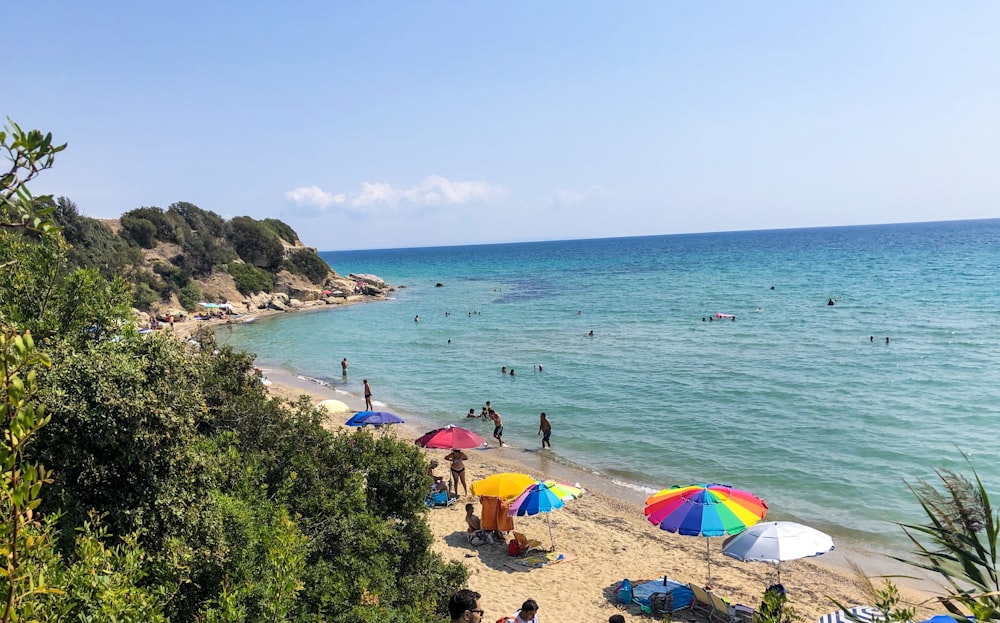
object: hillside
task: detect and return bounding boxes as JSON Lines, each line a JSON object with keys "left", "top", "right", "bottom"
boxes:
{"left": 51, "top": 198, "right": 388, "bottom": 317}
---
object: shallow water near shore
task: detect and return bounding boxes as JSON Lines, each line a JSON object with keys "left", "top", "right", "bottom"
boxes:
{"left": 220, "top": 219, "right": 1000, "bottom": 563}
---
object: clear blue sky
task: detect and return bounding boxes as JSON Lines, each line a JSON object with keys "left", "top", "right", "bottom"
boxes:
{"left": 7, "top": 2, "right": 999, "bottom": 251}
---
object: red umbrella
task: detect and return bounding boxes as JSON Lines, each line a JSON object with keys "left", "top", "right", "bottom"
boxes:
{"left": 414, "top": 425, "right": 486, "bottom": 449}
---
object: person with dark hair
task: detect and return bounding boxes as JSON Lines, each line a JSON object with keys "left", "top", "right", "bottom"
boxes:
{"left": 609, "top": 615, "right": 626, "bottom": 623}
{"left": 508, "top": 598, "right": 539, "bottom": 623}
{"left": 449, "top": 589, "right": 483, "bottom": 622}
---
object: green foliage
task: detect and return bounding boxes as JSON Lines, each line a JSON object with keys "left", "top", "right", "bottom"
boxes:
{"left": 226, "top": 216, "right": 284, "bottom": 269}
{"left": 260, "top": 218, "right": 299, "bottom": 244}
{"left": 132, "top": 281, "right": 161, "bottom": 310}
{"left": 52, "top": 197, "right": 142, "bottom": 277}
{"left": 0, "top": 328, "right": 55, "bottom": 622}
{"left": 893, "top": 459, "right": 1000, "bottom": 621}
{"left": 119, "top": 213, "right": 157, "bottom": 248}
{"left": 179, "top": 281, "right": 202, "bottom": 310}
{"left": 0, "top": 119, "right": 64, "bottom": 237}
{"left": 228, "top": 262, "right": 275, "bottom": 295}
{"left": 756, "top": 587, "right": 802, "bottom": 623}
{"left": 0, "top": 227, "right": 133, "bottom": 345}
{"left": 283, "top": 247, "right": 332, "bottom": 284}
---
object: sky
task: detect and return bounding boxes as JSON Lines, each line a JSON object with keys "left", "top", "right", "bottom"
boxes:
{"left": 6, "top": 2, "right": 1000, "bottom": 251}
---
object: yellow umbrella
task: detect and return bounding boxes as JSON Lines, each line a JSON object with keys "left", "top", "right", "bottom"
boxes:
{"left": 470, "top": 472, "right": 536, "bottom": 500}
{"left": 317, "top": 399, "right": 350, "bottom": 414}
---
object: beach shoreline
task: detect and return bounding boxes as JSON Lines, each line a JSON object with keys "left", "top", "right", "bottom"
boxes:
{"left": 257, "top": 367, "right": 939, "bottom": 622}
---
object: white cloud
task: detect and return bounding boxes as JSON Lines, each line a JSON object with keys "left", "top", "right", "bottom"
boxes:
{"left": 284, "top": 176, "right": 504, "bottom": 216}
{"left": 283, "top": 185, "right": 346, "bottom": 208}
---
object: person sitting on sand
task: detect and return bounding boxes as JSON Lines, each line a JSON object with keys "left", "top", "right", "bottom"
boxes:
{"left": 506, "top": 599, "right": 539, "bottom": 623}
{"left": 465, "top": 503, "right": 481, "bottom": 532}
{"left": 445, "top": 448, "right": 469, "bottom": 496}
{"left": 609, "top": 616, "right": 626, "bottom": 623}
{"left": 428, "top": 460, "right": 447, "bottom": 492}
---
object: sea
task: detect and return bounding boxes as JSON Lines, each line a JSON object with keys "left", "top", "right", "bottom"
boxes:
{"left": 219, "top": 219, "right": 1000, "bottom": 560}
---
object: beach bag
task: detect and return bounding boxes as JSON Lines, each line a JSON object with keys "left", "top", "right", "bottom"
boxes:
{"left": 616, "top": 579, "right": 633, "bottom": 604}
{"left": 468, "top": 531, "right": 488, "bottom": 547}
{"left": 507, "top": 539, "right": 522, "bottom": 556}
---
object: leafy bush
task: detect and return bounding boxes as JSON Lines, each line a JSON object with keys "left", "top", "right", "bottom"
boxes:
{"left": 283, "top": 248, "right": 332, "bottom": 284}
{"left": 119, "top": 214, "right": 157, "bottom": 248}
{"left": 133, "top": 282, "right": 159, "bottom": 310}
{"left": 228, "top": 262, "right": 275, "bottom": 295}
{"left": 226, "top": 217, "right": 284, "bottom": 269}
{"left": 261, "top": 218, "right": 299, "bottom": 244}
{"left": 179, "top": 281, "right": 201, "bottom": 310}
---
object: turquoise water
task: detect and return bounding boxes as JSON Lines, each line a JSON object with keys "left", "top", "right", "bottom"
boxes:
{"left": 221, "top": 220, "right": 1000, "bottom": 553}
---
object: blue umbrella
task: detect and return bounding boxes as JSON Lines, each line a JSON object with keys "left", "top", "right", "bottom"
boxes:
{"left": 346, "top": 411, "right": 404, "bottom": 427}
{"left": 919, "top": 617, "right": 975, "bottom": 623}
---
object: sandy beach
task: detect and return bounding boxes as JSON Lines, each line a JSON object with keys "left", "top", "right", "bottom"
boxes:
{"left": 258, "top": 370, "right": 936, "bottom": 623}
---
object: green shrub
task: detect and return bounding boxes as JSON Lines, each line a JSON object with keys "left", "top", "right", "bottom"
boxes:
{"left": 226, "top": 217, "right": 284, "bottom": 269}
{"left": 283, "top": 248, "right": 331, "bottom": 284}
{"left": 228, "top": 262, "right": 274, "bottom": 295}
{"left": 260, "top": 218, "right": 299, "bottom": 244}
{"left": 179, "top": 281, "right": 201, "bottom": 310}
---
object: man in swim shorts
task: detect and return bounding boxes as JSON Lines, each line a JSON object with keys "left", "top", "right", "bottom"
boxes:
{"left": 538, "top": 412, "right": 552, "bottom": 449}
{"left": 490, "top": 409, "right": 504, "bottom": 447}
{"left": 363, "top": 378, "right": 373, "bottom": 411}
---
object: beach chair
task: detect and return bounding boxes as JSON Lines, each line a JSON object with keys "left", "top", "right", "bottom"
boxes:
{"left": 708, "top": 591, "right": 737, "bottom": 623}
{"left": 512, "top": 531, "right": 544, "bottom": 555}
{"left": 689, "top": 584, "right": 714, "bottom": 619}
{"left": 734, "top": 604, "right": 755, "bottom": 623}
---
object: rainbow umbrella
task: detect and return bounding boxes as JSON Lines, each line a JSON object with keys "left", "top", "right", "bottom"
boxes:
{"left": 508, "top": 481, "right": 584, "bottom": 549}
{"left": 470, "top": 472, "right": 537, "bottom": 500}
{"left": 644, "top": 483, "right": 768, "bottom": 583}
{"left": 414, "top": 425, "right": 486, "bottom": 449}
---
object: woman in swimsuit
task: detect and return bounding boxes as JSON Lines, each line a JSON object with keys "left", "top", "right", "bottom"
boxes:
{"left": 444, "top": 448, "right": 469, "bottom": 496}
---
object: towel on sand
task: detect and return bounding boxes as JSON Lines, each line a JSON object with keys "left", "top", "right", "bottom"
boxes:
{"left": 515, "top": 552, "right": 566, "bottom": 568}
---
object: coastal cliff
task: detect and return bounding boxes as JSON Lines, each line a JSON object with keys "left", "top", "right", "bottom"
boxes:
{"left": 49, "top": 198, "right": 389, "bottom": 319}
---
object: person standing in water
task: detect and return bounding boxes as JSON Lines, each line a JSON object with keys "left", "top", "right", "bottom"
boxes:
{"left": 538, "top": 412, "right": 552, "bottom": 449}
{"left": 363, "top": 378, "right": 373, "bottom": 411}
{"left": 341, "top": 357, "right": 348, "bottom": 377}
{"left": 490, "top": 409, "right": 504, "bottom": 447}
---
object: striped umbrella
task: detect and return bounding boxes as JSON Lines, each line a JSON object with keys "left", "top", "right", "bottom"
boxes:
{"left": 819, "top": 606, "right": 884, "bottom": 623}
{"left": 644, "top": 483, "right": 768, "bottom": 583}
{"left": 508, "top": 481, "right": 584, "bottom": 550}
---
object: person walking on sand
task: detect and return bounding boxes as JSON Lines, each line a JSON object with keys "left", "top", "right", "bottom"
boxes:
{"left": 363, "top": 379, "right": 373, "bottom": 411}
{"left": 341, "top": 357, "right": 348, "bottom": 376}
{"left": 445, "top": 448, "right": 469, "bottom": 496}
{"left": 538, "top": 412, "right": 552, "bottom": 449}
{"left": 490, "top": 409, "right": 504, "bottom": 447}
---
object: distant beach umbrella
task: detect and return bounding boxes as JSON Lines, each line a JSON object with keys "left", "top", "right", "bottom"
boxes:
{"left": 346, "top": 410, "right": 404, "bottom": 427}
{"left": 644, "top": 483, "right": 768, "bottom": 583}
{"left": 317, "top": 399, "right": 350, "bottom": 414}
{"left": 414, "top": 425, "right": 486, "bottom": 449}
{"left": 722, "top": 521, "right": 834, "bottom": 582}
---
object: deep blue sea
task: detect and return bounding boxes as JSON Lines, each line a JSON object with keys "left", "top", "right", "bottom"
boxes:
{"left": 221, "top": 220, "right": 1000, "bottom": 555}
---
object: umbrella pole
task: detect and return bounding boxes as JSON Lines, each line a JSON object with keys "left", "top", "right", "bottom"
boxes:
{"left": 777, "top": 562, "right": 781, "bottom": 584}
{"left": 707, "top": 538, "right": 712, "bottom": 584}
{"left": 547, "top": 513, "right": 555, "bottom": 551}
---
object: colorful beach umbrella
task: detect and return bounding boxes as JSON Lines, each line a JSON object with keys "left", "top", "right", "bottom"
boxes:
{"left": 470, "top": 472, "right": 537, "bottom": 500}
{"left": 722, "top": 521, "right": 834, "bottom": 583}
{"left": 345, "top": 410, "right": 404, "bottom": 427}
{"left": 644, "top": 483, "right": 768, "bottom": 582}
{"left": 507, "top": 481, "right": 584, "bottom": 549}
{"left": 414, "top": 425, "right": 486, "bottom": 449}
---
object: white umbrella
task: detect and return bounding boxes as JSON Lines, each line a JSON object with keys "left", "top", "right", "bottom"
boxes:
{"left": 722, "top": 521, "right": 834, "bottom": 582}
{"left": 819, "top": 606, "right": 884, "bottom": 623}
